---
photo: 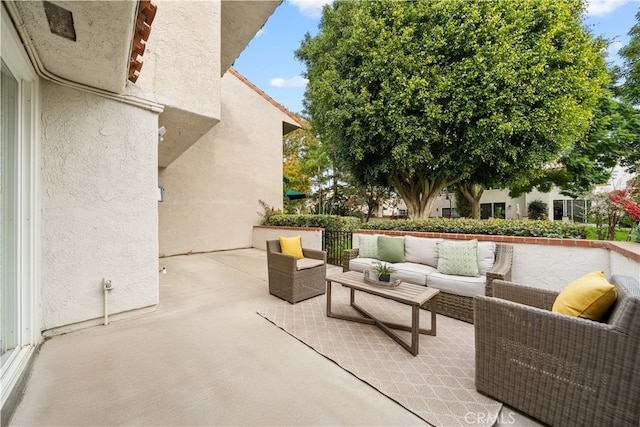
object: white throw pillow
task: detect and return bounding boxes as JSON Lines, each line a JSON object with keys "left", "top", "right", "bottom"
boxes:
{"left": 357, "top": 234, "right": 379, "bottom": 258}
{"left": 477, "top": 241, "right": 496, "bottom": 276}
{"left": 436, "top": 239, "right": 480, "bottom": 277}
{"left": 404, "top": 236, "right": 443, "bottom": 267}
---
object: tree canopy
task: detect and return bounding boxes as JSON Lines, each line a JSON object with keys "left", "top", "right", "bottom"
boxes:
{"left": 296, "top": 0, "right": 610, "bottom": 218}
{"left": 617, "top": 11, "right": 640, "bottom": 176}
{"left": 619, "top": 11, "right": 640, "bottom": 106}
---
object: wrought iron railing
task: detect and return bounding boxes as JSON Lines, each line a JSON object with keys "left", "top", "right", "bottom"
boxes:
{"left": 322, "top": 230, "right": 352, "bottom": 266}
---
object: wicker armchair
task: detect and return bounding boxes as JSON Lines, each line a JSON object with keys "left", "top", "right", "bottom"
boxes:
{"left": 474, "top": 275, "right": 640, "bottom": 427}
{"left": 342, "top": 242, "right": 513, "bottom": 323}
{"left": 266, "top": 240, "right": 327, "bottom": 304}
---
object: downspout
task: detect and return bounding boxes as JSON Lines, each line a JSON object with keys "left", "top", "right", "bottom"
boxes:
{"left": 4, "top": 1, "right": 164, "bottom": 114}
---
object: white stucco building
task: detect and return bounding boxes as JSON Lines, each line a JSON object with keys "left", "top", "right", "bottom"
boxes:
{"left": 1, "top": 1, "right": 299, "bottom": 421}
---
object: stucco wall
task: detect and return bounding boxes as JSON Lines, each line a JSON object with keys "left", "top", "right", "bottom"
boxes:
{"left": 510, "top": 243, "right": 610, "bottom": 290}
{"left": 40, "top": 82, "right": 159, "bottom": 330}
{"left": 610, "top": 250, "right": 640, "bottom": 279}
{"left": 134, "top": 0, "right": 220, "bottom": 119}
{"left": 158, "top": 71, "right": 288, "bottom": 256}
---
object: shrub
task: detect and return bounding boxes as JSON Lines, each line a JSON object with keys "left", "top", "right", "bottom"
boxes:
{"left": 528, "top": 200, "right": 548, "bottom": 220}
{"left": 358, "top": 218, "right": 587, "bottom": 239}
{"left": 263, "top": 214, "right": 361, "bottom": 231}
{"left": 263, "top": 211, "right": 588, "bottom": 239}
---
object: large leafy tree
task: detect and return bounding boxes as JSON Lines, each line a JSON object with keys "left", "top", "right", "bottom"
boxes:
{"left": 283, "top": 126, "right": 331, "bottom": 213}
{"left": 617, "top": 11, "right": 640, "bottom": 175}
{"left": 619, "top": 11, "right": 640, "bottom": 106}
{"left": 507, "top": 93, "right": 637, "bottom": 198}
{"left": 297, "top": 0, "right": 609, "bottom": 218}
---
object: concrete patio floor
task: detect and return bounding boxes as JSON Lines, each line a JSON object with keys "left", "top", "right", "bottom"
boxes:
{"left": 10, "top": 249, "right": 540, "bottom": 426}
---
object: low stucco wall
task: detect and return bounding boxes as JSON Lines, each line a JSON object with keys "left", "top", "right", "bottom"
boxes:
{"left": 252, "top": 226, "right": 324, "bottom": 251}
{"left": 509, "top": 244, "right": 610, "bottom": 289}
{"left": 40, "top": 82, "right": 159, "bottom": 331}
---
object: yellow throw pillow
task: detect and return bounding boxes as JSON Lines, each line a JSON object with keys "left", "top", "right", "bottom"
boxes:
{"left": 552, "top": 271, "right": 617, "bottom": 321}
{"left": 279, "top": 235, "right": 304, "bottom": 259}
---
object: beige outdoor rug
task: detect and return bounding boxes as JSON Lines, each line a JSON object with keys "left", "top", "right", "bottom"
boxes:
{"left": 258, "top": 284, "right": 502, "bottom": 427}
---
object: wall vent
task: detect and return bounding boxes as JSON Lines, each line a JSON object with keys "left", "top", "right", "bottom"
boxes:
{"left": 43, "top": 1, "right": 76, "bottom": 42}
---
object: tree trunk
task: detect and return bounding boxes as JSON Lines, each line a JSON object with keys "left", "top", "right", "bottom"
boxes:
{"left": 365, "top": 199, "right": 376, "bottom": 222}
{"left": 392, "top": 174, "right": 458, "bottom": 219}
{"left": 460, "top": 184, "right": 485, "bottom": 219}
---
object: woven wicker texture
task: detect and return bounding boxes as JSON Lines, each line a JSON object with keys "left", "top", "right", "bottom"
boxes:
{"left": 258, "top": 285, "right": 502, "bottom": 427}
{"left": 343, "top": 242, "right": 513, "bottom": 323}
{"left": 266, "top": 240, "right": 326, "bottom": 304}
{"left": 474, "top": 275, "right": 640, "bottom": 427}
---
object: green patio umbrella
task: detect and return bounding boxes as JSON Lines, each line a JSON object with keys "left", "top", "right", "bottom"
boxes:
{"left": 285, "top": 190, "right": 307, "bottom": 200}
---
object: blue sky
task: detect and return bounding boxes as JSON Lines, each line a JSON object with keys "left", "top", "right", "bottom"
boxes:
{"left": 233, "top": 0, "right": 640, "bottom": 116}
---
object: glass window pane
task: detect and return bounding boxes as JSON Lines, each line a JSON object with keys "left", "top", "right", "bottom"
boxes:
{"left": 493, "top": 203, "right": 506, "bottom": 219}
{"left": 1, "top": 59, "right": 19, "bottom": 365}
{"left": 553, "top": 200, "right": 564, "bottom": 221}
{"left": 480, "top": 203, "right": 492, "bottom": 220}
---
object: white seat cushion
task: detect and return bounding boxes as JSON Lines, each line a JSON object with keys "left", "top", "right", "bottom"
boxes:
{"left": 296, "top": 258, "right": 325, "bottom": 271}
{"left": 349, "top": 257, "right": 380, "bottom": 273}
{"left": 391, "top": 262, "right": 436, "bottom": 286}
{"left": 427, "top": 272, "right": 486, "bottom": 297}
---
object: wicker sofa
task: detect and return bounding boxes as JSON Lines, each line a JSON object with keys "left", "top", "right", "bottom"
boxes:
{"left": 343, "top": 235, "right": 513, "bottom": 323}
{"left": 474, "top": 275, "right": 640, "bottom": 426}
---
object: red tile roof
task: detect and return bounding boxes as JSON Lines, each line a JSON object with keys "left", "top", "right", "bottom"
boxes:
{"left": 129, "top": 0, "right": 157, "bottom": 83}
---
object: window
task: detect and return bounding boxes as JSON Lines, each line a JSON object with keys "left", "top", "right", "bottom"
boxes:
{"left": 553, "top": 199, "right": 591, "bottom": 223}
{"left": 1, "top": 59, "right": 19, "bottom": 365}
{"left": 441, "top": 207, "right": 459, "bottom": 218}
{"left": 1, "top": 6, "right": 39, "bottom": 412}
{"left": 480, "top": 203, "right": 505, "bottom": 219}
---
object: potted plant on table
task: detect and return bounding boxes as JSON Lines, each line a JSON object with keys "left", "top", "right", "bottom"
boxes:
{"left": 373, "top": 263, "right": 396, "bottom": 282}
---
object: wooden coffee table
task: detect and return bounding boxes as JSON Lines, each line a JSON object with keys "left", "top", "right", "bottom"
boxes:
{"left": 325, "top": 271, "right": 439, "bottom": 356}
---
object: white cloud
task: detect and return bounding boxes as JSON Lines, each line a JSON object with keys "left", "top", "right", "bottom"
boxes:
{"left": 608, "top": 39, "right": 624, "bottom": 55}
{"left": 270, "top": 75, "right": 309, "bottom": 88}
{"left": 586, "top": 0, "right": 628, "bottom": 17}
{"left": 288, "top": 0, "right": 332, "bottom": 19}
{"left": 256, "top": 28, "right": 265, "bottom": 37}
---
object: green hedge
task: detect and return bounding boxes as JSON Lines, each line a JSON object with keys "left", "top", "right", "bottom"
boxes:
{"left": 263, "top": 214, "right": 361, "bottom": 231}
{"left": 358, "top": 218, "right": 587, "bottom": 239}
{"left": 264, "top": 215, "right": 586, "bottom": 238}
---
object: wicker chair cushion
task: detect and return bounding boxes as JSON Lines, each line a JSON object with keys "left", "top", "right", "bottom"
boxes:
{"left": 357, "top": 234, "right": 379, "bottom": 258}
{"left": 377, "top": 235, "right": 405, "bottom": 263}
{"left": 436, "top": 240, "right": 480, "bottom": 277}
{"left": 404, "top": 236, "right": 442, "bottom": 267}
{"left": 296, "top": 257, "right": 325, "bottom": 271}
{"left": 279, "top": 235, "right": 304, "bottom": 259}
{"left": 552, "top": 271, "right": 617, "bottom": 320}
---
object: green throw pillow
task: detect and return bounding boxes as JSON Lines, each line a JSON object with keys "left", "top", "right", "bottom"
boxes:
{"left": 436, "top": 240, "right": 480, "bottom": 277}
{"left": 357, "top": 234, "right": 379, "bottom": 258}
{"left": 377, "top": 235, "right": 405, "bottom": 263}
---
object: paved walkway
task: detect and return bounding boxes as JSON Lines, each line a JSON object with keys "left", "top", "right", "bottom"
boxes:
{"left": 11, "top": 249, "right": 539, "bottom": 426}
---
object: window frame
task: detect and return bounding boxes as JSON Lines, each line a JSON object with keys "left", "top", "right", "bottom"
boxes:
{"left": 1, "top": 4, "right": 41, "bottom": 409}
